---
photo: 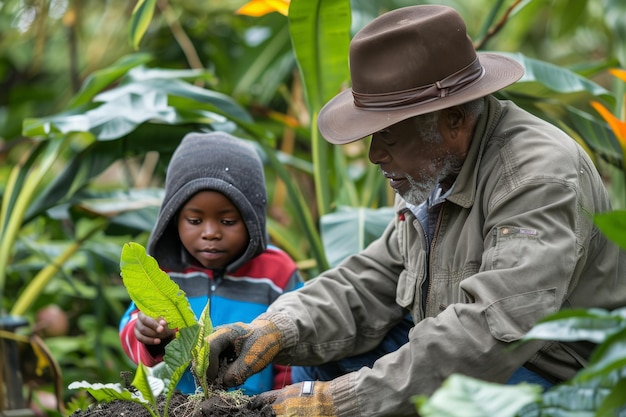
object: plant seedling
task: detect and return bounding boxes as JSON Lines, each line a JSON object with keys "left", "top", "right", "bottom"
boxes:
{"left": 69, "top": 242, "right": 213, "bottom": 417}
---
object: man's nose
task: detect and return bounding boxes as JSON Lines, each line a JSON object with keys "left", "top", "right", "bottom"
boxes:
{"left": 368, "top": 135, "right": 390, "bottom": 165}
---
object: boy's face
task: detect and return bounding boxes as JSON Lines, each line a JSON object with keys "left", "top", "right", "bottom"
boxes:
{"left": 177, "top": 190, "right": 249, "bottom": 269}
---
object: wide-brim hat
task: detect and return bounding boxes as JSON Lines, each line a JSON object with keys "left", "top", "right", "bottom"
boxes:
{"left": 318, "top": 5, "right": 524, "bottom": 144}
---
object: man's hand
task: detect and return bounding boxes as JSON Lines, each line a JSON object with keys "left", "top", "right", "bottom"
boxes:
{"left": 206, "top": 319, "right": 283, "bottom": 388}
{"left": 258, "top": 381, "right": 337, "bottom": 417}
{"left": 134, "top": 311, "right": 176, "bottom": 345}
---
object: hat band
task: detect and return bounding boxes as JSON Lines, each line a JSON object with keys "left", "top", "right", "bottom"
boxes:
{"left": 352, "top": 58, "right": 485, "bottom": 110}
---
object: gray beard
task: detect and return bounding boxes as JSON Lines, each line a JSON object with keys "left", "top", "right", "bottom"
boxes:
{"left": 399, "top": 153, "right": 461, "bottom": 205}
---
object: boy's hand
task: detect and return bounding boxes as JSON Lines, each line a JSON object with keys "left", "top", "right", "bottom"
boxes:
{"left": 134, "top": 311, "right": 176, "bottom": 345}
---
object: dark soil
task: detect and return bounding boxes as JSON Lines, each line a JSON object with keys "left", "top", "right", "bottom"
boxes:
{"left": 70, "top": 390, "right": 275, "bottom": 417}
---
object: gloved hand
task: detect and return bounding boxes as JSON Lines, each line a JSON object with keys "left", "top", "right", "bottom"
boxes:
{"left": 206, "top": 319, "right": 283, "bottom": 388}
{"left": 258, "top": 381, "right": 337, "bottom": 417}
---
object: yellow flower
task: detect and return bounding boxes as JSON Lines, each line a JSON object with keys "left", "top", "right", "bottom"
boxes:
{"left": 236, "top": 0, "right": 290, "bottom": 16}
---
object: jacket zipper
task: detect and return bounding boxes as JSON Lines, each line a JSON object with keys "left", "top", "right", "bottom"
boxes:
{"left": 208, "top": 269, "right": 223, "bottom": 316}
{"left": 424, "top": 202, "right": 446, "bottom": 315}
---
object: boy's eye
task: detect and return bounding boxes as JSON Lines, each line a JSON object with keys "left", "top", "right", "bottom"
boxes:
{"left": 187, "top": 218, "right": 201, "bottom": 225}
{"left": 221, "top": 219, "right": 238, "bottom": 226}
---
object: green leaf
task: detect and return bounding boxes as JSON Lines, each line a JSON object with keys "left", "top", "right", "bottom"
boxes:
{"left": 24, "top": 70, "right": 253, "bottom": 142}
{"left": 129, "top": 0, "right": 157, "bottom": 50}
{"left": 414, "top": 374, "right": 541, "bottom": 417}
{"left": 68, "top": 381, "right": 138, "bottom": 401}
{"left": 132, "top": 363, "right": 160, "bottom": 408}
{"left": 501, "top": 52, "right": 614, "bottom": 104}
{"left": 68, "top": 379, "right": 160, "bottom": 417}
{"left": 574, "top": 328, "right": 626, "bottom": 383}
{"left": 596, "top": 378, "right": 626, "bottom": 417}
{"left": 153, "top": 325, "right": 199, "bottom": 395}
{"left": 68, "top": 53, "right": 153, "bottom": 108}
{"left": 256, "top": 140, "right": 329, "bottom": 273}
{"left": 119, "top": 242, "right": 197, "bottom": 330}
{"left": 288, "top": 0, "right": 352, "bottom": 217}
{"left": 595, "top": 211, "right": 626, "bottom": 250}
{"left": 289, "top": 0, "right": 351, "bottom": 110}
{"left": 192, "top": 304, "right": 212, "bottom": 396}
{"left": 517, "top": 382, "right": 613, "bottom": 417}
{"left": 521, "top": 308, "right": 626, "bottom": 344}
{"left": 320, "top": 206, "right": 395, "bottom": 267}
{"left": 565, "top": 106, "right": 622, "bottom": 168}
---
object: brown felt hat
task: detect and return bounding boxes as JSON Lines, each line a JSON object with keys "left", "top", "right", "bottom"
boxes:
{"left": 318, "top": 5, "right": 524, "bottom": 144}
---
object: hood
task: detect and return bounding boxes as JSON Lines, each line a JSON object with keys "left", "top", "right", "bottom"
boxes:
{"left": 148, "top": 132, "right": 268, "bottom": 272}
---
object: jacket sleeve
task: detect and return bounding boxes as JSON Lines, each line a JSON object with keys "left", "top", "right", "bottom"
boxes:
{"left": 119, "top": 303, "right": 165, "bottom": 367}
{"left": 264, "top": 219, "right": 407, "bottom": 365}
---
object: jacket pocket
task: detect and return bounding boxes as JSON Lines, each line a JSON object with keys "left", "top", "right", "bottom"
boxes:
{"left": 485, "top": 288, "right": 557, "bottom": 342}
{"left": 396, "top": 250, "right": 426, "bottom": 309}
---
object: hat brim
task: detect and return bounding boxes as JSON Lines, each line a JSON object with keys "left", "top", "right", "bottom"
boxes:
{"left": 318, "top": 53, "right": 524, "bottom": 144}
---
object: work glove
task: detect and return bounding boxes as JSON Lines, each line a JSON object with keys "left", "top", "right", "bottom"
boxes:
{"left": 258, "top": 381, "right": 337, "bottom": 417}
{"left": 206, "top": 319, "right": 282, "bottom": 388}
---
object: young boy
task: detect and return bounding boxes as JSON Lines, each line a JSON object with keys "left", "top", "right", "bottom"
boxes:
{"left": 119, "top": 132, "right": 303, "bottom": 395}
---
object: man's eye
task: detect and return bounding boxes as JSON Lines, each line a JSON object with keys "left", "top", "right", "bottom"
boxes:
{"left": 377, "top": 130, "right": 395, "bottom": 145}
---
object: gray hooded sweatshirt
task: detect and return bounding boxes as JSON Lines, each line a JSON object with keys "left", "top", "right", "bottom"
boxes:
{"left": 148, "top": 131, "right": 268, "bottom": 272}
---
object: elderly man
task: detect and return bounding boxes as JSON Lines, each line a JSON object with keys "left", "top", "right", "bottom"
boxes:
{"left": 206, "top": 4, "right": 626, "bottom": 416}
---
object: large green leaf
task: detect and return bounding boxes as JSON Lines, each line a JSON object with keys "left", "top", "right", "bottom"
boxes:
{"left": 501, "top": 52, "right": 614, "bottom": 104}
{"left": 68, "top": 53, "right": 153, "bottom": 109}
{"left": 521, "top": 308, "right": 626, "bottom": 344}
{"left": 119, "top": 242, "right": 196, "bottom": 330}
{"left": 74, "top": 188, "right": 164, "bottom": 235}
{"left": 156, "top": 325, "right": 199, "bottom": 410}
{"left": 320, "top": 206, "right": 394, "bottom": 267}
{"left": 23, "top": 66, "right": 253, "bottom": 142}
{"left": 289, "top": 0, "right": 351, "bottom": 110}
{"left": 23, "top": 123, "right": 190, "bottom": 224}
{"left": 595, "top": 210, "right": 626, "bottom": 250}
{"left": 574, "top": 328, "right": 626, "bottom": 383}
{"left": 289, "top": 0, "right": 352, "bottom": 216}
{"left": 67, "top": 380, "right": 152, "bottom": 406}
{"left": 517, "top": 382, "right": 613, "bottom": 417}
{"left": 596, "top": 378, "right": 626, "bottom": 417}
{"left": 414, "top": 374, "right": 541, "bottom": 417}
{"left": 565, "top": 106, "right": 622, "bottom": 168}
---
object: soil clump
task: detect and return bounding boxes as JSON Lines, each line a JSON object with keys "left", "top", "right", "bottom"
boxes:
{"left": 70, "top": 390, "right": 275, "bottom": 417}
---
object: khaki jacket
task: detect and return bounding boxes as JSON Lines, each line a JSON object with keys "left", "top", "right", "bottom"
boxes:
{"left": 263, "top": 97, "right": 626, "bottom": 416}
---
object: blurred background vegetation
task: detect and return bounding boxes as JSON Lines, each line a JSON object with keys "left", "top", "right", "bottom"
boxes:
{"left": 0, "top": 0, "right": 625, "bottom": 414}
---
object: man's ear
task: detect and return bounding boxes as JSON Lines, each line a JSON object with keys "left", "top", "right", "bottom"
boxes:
{"left": 443, "top": 106, "right": 466, "bottom": 130}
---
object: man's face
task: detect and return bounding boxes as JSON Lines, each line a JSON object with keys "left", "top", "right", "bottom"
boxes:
{"left": 369, "top": 112, "right": 465, "bottom": 205}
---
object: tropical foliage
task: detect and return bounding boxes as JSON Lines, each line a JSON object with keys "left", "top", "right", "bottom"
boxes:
{"left": 1, "top": 0, "right": 625, "bottom": 414}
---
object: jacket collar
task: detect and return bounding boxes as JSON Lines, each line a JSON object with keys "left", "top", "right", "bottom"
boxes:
{"left": 446, "top": 95, "right": 503, "bottom": 208}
